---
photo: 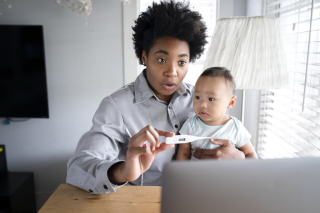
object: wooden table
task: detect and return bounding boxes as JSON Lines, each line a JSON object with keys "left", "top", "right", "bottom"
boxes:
{"left": 38, "top": 184, "right": 161, "bottom": 213}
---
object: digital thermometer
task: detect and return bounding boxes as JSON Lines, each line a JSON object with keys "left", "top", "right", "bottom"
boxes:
{"left": 165, "top": 135, "right": 212, "bottom": 144}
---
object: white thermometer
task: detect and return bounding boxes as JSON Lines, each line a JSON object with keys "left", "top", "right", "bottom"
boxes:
{"left": 165, "top": 135, "right": 212, "bottom": 144}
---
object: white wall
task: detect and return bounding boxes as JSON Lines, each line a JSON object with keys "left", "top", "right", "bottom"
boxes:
{"left": 219, "top": 0, "right": 234, "bottom": 18}
{"left": 0, "top": 0, "right": 123, "bottom": 210}
{"left": 234, "top": 0, "right": 247, "bottom": 17}
{"left": 247, "top": 0, "right": 264, "bottom": 16}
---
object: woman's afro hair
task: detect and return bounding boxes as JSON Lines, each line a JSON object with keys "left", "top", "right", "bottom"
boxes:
{"left": 132, "top": 0, "right": 208, "bottom": 65}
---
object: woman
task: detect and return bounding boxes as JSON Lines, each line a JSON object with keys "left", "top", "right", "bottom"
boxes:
{"left": 66, "top": 1, "right": 244, "bottom": 194}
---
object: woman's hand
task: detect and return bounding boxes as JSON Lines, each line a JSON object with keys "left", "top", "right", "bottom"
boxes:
{"left": 108, "top": 125, "right": 175, "bottom": 184}
{"left": 192, "top": 139, "right": 245, "bottom": 160}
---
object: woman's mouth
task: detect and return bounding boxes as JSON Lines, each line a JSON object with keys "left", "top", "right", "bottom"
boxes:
{"left": 162, "top": 82, "right": 177, "bottom": 90}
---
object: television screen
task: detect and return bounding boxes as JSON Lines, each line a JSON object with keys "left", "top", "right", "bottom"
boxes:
{"left": 0, "top": 25, "right": 49, "bottom": 118}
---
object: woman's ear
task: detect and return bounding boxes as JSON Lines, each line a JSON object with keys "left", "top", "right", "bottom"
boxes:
{"left": 227, "top": 95, "right": 237, "bottom": 109}
{"left": 142, "top": 50, "right": 147, "bottom": 66}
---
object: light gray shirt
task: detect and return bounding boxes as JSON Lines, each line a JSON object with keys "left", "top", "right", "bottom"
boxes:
{"left": 66, "top": 70, "right": 194, "bottom": 194}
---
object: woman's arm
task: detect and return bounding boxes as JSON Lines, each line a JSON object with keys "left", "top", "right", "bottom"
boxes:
{"left": 192, "top": 139, "right": 245, "bottom": 160}
{"left": 176, "top": 143, "right": 191, "bottom": 160}
{"left": 66, "top": 96, "right": 175, "bottom": 193}
{"left": 238, "top": 141, "right": 258, "bottom": 159}
{"left": 108, "top": 126, "right": 175, "bottom": 184}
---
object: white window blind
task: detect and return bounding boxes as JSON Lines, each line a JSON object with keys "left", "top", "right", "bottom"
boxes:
{"left": 139, "top": 0, "right": 216, "bottom": 85}
{"left": 258, "top": 0, "right": 320, "bottom": 159}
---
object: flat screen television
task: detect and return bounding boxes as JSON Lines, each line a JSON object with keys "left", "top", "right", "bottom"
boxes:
{"left": 0, "top": 25, "right": 49, "bottom": 118}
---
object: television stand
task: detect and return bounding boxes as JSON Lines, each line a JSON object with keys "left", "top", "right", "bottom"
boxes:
{"left": 0, "top": 172, "right": 37, "bottom": 213}
{"left": 0, "top": 145, "right": 37, "bottom": 212}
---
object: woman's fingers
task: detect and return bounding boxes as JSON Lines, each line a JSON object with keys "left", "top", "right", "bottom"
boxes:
{"left": 193, "top": 148, "right": 222, "bottom": 158}
{"left": 210, "top": 139, "right": 230, "bottom": 146}
{"left": 129, "top": 146, "right": 153, "bottom": 157}
{"left": 128, "top": 125, "right": 176, "bottom": 158}
{"left": 152, "top": 128, "right": 175, "bottom": 151}
{"left": 192, "top": 151, "right": 221, "bottom": 160}
{"left": 129, "top": 125, "right": 158, "bottom": 151}
{"left": 147, "top": 126, "right": 161, "bottom": 149}
{"left": 194, "top": 139, "right": 245, "bottom": 160}
{"left": 155, "top": 128, "right": 175, "bottom": 138}
{"left": 129, "top": 126, "right": 175, "bottom": 152}
{"left": 124, "top": 126, "right": 175, "bottom": 182}
{"left": 153, "top": 143, "right": 175, "bottom": 156}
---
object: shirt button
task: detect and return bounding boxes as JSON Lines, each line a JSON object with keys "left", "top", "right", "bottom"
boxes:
{"left": 168, "top": 106, "right": 172, "bottom": 109}
{"left": 89, "top": 189, "right": 93, "bottom": 193}
{"left": 175, "top": 125, "right": 178, "bottom": 128}
{"left": 103, "top": 185, "right": 108, "bottom": 189}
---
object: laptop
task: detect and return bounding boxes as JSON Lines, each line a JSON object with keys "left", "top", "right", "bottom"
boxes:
{"left": 161, "top": 157, "right": 320, "bottom": 213}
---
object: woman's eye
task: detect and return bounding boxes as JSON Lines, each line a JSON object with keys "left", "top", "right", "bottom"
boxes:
{"left": 209, "top": 98, "right": 214, "bottom": 101}
{"left": 195, "top": 96, "right": 200, "bottom": 100}
{"left": 157, "top": 58, "right": 166, "bottom": 63}
{"left": 179, "top": 61, "right": 186, "bottom": 66}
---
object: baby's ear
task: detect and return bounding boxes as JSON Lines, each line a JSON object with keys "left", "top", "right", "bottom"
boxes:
{"left": 227, "top": 95, "right": 237, "bottom": 109}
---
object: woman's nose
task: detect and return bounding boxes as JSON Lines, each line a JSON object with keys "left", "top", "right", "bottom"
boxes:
{"left": 164, "top": 63, "right": 177, "bottom": 77}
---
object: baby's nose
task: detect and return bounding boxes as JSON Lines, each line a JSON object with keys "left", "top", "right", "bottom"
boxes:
{"left": 200, "top": 100, "right": 207, "bottom": 107}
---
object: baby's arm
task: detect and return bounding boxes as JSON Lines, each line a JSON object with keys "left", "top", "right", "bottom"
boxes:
{"left": 176, "top": 143, "right": 192, "bottom": 160}
{"left": 238, "top": 141, "right": 258, "bottom": 159}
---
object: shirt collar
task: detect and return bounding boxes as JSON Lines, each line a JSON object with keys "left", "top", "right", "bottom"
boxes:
{"left": 134, "top": 69, "right": 192, "bottom": 104}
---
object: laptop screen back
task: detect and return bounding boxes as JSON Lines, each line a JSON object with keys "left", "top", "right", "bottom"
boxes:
{"left": 161, "top": 158, "right": 320, "bottom": 213}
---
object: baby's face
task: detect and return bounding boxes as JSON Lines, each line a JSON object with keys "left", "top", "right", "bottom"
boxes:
{"left": 193, "top": 76, "right": 235, "bottom": 126}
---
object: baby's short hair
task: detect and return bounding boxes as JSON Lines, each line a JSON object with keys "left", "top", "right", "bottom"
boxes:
{"left": 200, "top": 67, "right": 236, "bottom": 95}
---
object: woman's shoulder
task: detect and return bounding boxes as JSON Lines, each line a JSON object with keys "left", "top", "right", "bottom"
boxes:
{"left": 182, "top": 82, "right": 194, "bottom": 94}
{"left": 97, "top": 83, "right": 135, "bottom": 108}
{"left": 105, "top": 82, "right": 135, "bottom": 101}
{"left": 111, "top": 82, "right": 135, "bottom": 97}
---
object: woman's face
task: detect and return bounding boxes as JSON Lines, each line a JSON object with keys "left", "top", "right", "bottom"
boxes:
{"left": 142, "top": 36, "right": 190, "bottom": 103}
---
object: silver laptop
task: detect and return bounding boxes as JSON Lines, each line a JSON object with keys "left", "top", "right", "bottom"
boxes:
{"left": 161, "top": 157, "right": 320, "bottom": 213}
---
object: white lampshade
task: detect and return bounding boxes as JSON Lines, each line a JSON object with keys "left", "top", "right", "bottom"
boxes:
{"left": 203, "top": 16, "right": 288, "bottom": 89}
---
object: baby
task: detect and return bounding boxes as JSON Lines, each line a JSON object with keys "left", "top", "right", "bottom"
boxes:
{"left": 177, "top": 67, "right": 258, "bottom": 160}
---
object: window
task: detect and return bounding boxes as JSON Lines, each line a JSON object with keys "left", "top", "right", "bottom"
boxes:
{"left": 139, "top": 0, "right": 217, "bottom": 85}
{"left": 258, "top": 0, "right": 320, "bottom": 158}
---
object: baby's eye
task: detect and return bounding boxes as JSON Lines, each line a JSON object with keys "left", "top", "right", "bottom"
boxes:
{"left": 179, "top": 61, "right": 187, "bottom": 66}
{"left": 195, "top": 96, "right": 200, "bottom": 100}
{"left": 209, "top": 98, "right": 214, "bottom": 101}
{"left": 157, "top": 58, "right": 166, "bottom": 63}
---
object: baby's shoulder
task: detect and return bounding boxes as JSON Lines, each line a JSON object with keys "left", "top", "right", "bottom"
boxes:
{"left": 224, "top": 116, "right": 251, "bottom": 141}
{"left": 184, "top": 115, "right": 198, "bottom": 126}
{"left": 226, "top": 116, "right": 242, "bottom": 130}
{"left": 180, "top": 115, "right": 198, "bottom": 132}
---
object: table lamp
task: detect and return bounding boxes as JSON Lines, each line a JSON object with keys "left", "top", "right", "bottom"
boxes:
{"left": 203, "top": 16, "right": 288, "bottom": 122}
